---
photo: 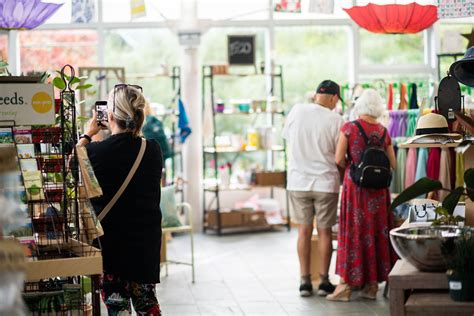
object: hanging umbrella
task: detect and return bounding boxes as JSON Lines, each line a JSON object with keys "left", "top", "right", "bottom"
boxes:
{"left": 0, "top": 0, "right": 63, "bottom": 30}
{"left": 344, "top": 2, "right": 438, "bottom": 34}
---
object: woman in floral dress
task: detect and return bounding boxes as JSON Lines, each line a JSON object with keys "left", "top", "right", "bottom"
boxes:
{"left": 328, "top": 89, "right": 398, "bottom": 301}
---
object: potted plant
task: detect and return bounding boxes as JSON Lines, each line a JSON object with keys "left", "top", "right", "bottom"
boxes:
{"left": 442, "top": 228, "right": 474, "bottom": 301}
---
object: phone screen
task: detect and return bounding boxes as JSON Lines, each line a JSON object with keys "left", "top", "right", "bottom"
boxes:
{"left": 95, "top": 101, "right": 108, "bottom": 123}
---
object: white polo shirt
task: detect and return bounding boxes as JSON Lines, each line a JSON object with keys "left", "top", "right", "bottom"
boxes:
{"left": 283, "top": 103, "right": 344, "bottom": 193}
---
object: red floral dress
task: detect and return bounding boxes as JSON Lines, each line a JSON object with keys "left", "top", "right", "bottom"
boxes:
{"left": 336, "top": 119, "right": 398, "bottom": 287}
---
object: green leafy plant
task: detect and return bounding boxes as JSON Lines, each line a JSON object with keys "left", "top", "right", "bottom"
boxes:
{"left": 51, "top": 71, "right": 94, "bottom": 139}
{"left": 391, "top": 168, "right": 474, "bottom": 225}
{"left": 442, "top": 228, "right": 474, "bottom": 276}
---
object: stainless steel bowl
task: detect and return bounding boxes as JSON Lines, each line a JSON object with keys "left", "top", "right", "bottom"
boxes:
{"left": 390, "top": 225, "right": 465, "bottom": 272}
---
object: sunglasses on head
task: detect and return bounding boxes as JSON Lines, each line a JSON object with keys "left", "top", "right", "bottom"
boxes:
{"left": 113, "top": 84, "right": 143, "bottom": 113}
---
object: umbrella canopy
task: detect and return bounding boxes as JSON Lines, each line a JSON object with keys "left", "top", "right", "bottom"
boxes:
{"left": 0, "top": 0, "right": 63, "bottom": 30}
{"left": 344, "top": 2, "right": 438, "bottom": 34}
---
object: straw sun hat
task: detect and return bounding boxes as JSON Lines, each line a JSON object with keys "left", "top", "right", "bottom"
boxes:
{"left": 406, "top": 113, "right": 462, "bottom": 144}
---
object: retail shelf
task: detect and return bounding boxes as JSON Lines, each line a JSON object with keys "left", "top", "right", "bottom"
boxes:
{"left": 203, "top": 146, "right": 285, "bottom": 154}
{"left": 204, "top": 221, "right": 289, "bottom": 234}
{"left": 25, "top": 239, "right": 102, "bottom": 282}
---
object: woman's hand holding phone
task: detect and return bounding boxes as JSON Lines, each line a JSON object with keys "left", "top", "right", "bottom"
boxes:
{"left": 85, "top": 110, "right": 106, "bottom": 138}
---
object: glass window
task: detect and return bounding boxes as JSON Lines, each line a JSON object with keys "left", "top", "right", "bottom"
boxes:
{"left": 198, "top": 0, "right": 269, "bottom": 20}
{"left": 200, "top": 27, "right": 267, "bottom": 101}
{"left": 104, "top": 28, "right": 181, "bottom": 106}
{"left": 360, "top": 30, "right": 424, "bottom": 66}
{"left": 438, "top": 24, "right": 473, "bottom": 79}
{"left": 102, "top": 0, "right": 180, "bottom": 22}
{"left": 275, "top": 26, "right": 349, "bottom": 107}
{"left": 19, "top": 30, "right": 98, "bottom": 73}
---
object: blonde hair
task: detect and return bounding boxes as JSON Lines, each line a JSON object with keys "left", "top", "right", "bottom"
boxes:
{"left": 108, "top": 86, "right": 145, "bottom": 137}
{"left": 354, "top": 89, "right": 385, "bottom": 119}
{"left": 144, "top": 100, "right": 152, "bottom": 117}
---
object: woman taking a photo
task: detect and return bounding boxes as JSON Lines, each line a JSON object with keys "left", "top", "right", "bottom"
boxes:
{"left": 328, "top": 89, "right": 397, "bottom": 302}
{"left": 78, "top": 84, "right": 163, "bottom": 315}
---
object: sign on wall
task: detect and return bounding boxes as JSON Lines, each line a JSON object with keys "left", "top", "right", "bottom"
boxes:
{"left": 228, "top": 35, "right": 256, "bottom": 66}
{"left": 0, "top": 84, "right": 55, "bottom": 125}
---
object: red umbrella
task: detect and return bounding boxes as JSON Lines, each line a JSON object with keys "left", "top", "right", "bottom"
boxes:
{"left": 344, "top": 3, "right": 438, "bottom": 34}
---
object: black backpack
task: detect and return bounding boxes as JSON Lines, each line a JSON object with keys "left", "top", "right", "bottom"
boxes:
{"left": 349, "top": 121, "right": 392, "bottom": 189}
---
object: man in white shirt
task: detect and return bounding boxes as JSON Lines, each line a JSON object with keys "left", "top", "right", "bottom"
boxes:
{"left": 283, "top": 80, "right": 344, "bottom": 297}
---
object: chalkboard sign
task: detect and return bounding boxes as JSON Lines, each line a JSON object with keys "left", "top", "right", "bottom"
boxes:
{"left": 228, "top": 35, "right": 256, "bottom": 66}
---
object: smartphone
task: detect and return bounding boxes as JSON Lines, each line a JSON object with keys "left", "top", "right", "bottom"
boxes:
{"left": 95, "top": 101, "right": 108, "bottom": 126}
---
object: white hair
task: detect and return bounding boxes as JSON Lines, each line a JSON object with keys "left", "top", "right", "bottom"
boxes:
{"left": 354, "top": 89, "right": 385, "bottom": 119}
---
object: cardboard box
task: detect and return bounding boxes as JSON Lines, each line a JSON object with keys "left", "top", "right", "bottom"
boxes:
{"left": 207, "top": 211, "right": 243, "bottom": 228}
{"left": 255, "top": 171, "right": 286, "bottom": 186}
{"left": 242, "top": 211, "right": 267, "bottom": 227}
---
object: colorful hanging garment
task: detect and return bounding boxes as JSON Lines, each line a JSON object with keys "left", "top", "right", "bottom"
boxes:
{"left": 178, "top": 99, "right": 192, "bottom": 143}
{"left": 415, "top": 148, "right": 429, "bottom": 181}
{"left": 397, "top": 111, "right": 408, "bottom": 137}
{"left": 426, "top": 148, "right": 441, "bottom": 200}
{"left": 438, "top": 149, "right": 452, "bottom": 200}
{"left": 405, "top": 148, "right": 418, "bottom": 188}
{"left": 427, "top": 148, "right": 441, "bottom": 180}
{"left": 387, "top": 84, "right": 394, "bottom": 110}
{"left": 388, "top": 111, "right": 398, "bottom": 137}
{"left": 405, "top": 109, "right": 419, "bottom": 137}
{"left": 394, "top": 146, "right": 407, "bottom": 193}
{"left": 409, "top": 83, "right": 418, "bottom": 109}
{"left": 399, "top": 83, "right": 408, "bottom": 110}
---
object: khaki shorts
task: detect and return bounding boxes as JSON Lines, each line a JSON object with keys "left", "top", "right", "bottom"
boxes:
{"left": 289, "top": 191, "right": 338, "bottom": 228}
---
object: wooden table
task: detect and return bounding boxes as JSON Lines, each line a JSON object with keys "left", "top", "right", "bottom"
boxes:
{"left": 389, "top": 259, "right": 474, "bottom": 316}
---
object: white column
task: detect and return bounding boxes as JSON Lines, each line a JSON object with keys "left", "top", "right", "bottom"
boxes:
{"left": 180, "top": 0, "right": 203, "bottom": 231}
{"left": 97, "top": 0, "right": 105, "bottom": 67}
{"left": 7, "top": 30, "right": 20, "bottom": 75}
{"left": 347, "top": 24, "right": 360, "bottom": 86}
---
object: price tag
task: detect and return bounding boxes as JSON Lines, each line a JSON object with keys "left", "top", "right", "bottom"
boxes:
{"left": 449, "top": 281, "right": 462, "bottom": 290}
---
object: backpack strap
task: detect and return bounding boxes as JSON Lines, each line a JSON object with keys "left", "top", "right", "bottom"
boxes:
{"left": 353, "top": 120, "right": 369, "bottom": 145}
{"left": 380, "top": 128, "right": 387, "bottom": 146}
{"left": 354, "top": 120, "right": 387, "bottom": 147}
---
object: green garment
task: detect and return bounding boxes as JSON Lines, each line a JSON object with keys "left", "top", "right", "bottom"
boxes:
{"left": 142, "top": 115, "right": 172, "bottom": 160}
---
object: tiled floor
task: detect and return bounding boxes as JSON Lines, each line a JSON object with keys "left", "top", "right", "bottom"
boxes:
{"left": 151, "top": 229, "right": 390, "bottom": 316}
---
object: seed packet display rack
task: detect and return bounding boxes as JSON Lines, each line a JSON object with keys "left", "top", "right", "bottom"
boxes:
{"left": 201, "top": 65, "right": 290, "bottom": 235}
{"left": 2, "top": 66, "right": 103, "bottom": 315}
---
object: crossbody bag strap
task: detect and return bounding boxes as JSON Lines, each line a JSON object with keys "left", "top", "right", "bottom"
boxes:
{"left": 98, "top": 138, "right": 147, "bottom": 221}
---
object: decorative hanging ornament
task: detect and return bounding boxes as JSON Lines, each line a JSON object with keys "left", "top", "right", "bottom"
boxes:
{"left": 0, "top": 0, "right": 63, "bottom": 30}
{"left": 461, "top": 29, "right": 474, "bottom": 49}
{"left": 344, "top": 2, "right": 438, "bottom": 34}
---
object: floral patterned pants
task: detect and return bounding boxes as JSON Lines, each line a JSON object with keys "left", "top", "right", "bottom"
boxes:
{"left": 101, "top": 272, "right": 162, "bottom": 316}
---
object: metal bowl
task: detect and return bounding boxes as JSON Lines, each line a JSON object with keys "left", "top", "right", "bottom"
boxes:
{"left": 390, "top": 225, "right": 464, "bottom": 272}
